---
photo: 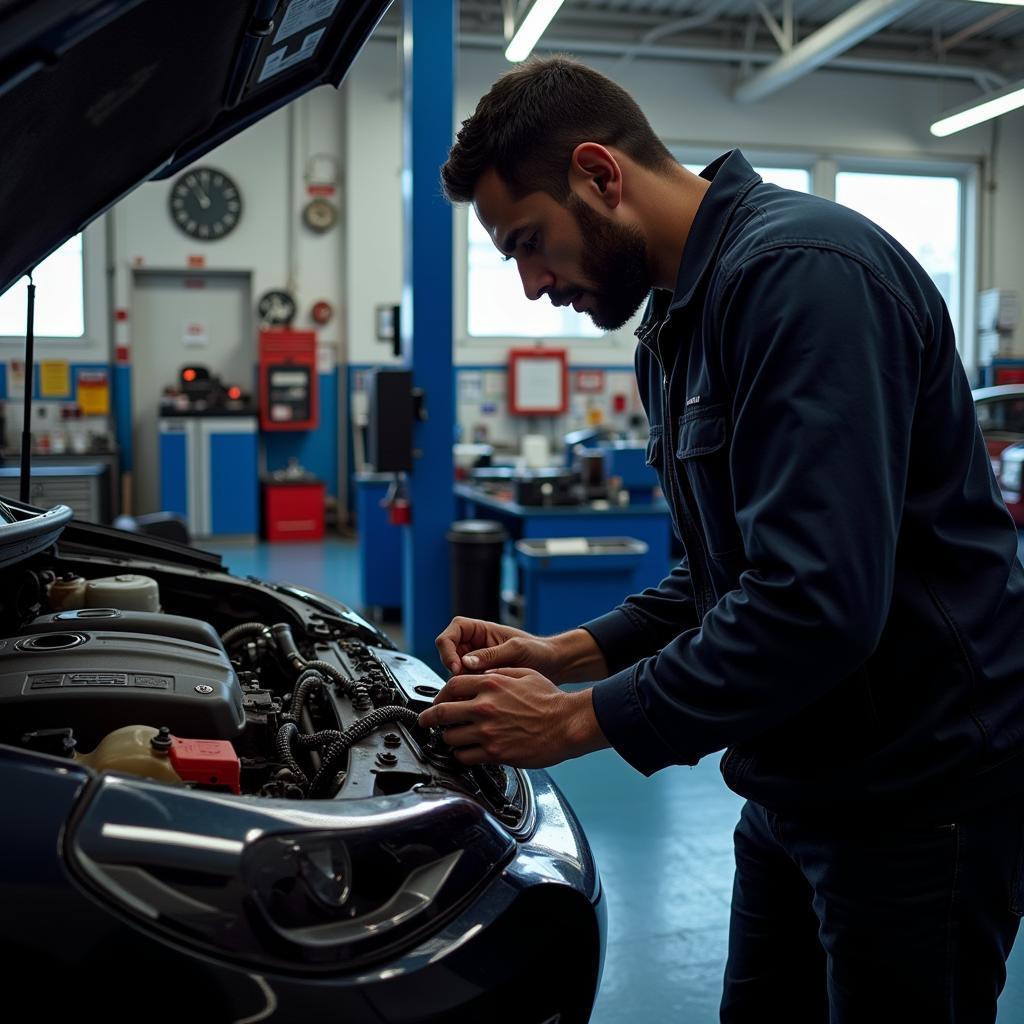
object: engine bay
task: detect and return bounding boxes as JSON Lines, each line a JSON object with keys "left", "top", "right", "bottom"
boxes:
{"left": 0, "top": 535, "right": 529, "bottom": 831}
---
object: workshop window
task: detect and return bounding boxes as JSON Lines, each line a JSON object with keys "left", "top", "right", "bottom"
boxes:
{"left": 835, "top": 172, "right": 963, "bottom": 340}
{"left": 684, "top": 164, "right": 812, "bottom": 194}
{"left": 466, "top": 214, "right": 604, "bottom": 339}
{"left": 0, "top": 233, "right": 85, "bottom": 339}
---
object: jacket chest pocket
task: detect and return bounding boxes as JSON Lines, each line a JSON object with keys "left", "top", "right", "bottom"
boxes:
{"left": 676, "top": 407, "right": 742, "bottom": 559}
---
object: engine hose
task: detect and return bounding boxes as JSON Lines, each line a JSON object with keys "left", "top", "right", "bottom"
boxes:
{"left": 275, "top": 722, "right": 310, "bottom": 789}
{"left": 302, "top": 659, "right": 350, "bottom": 692}
{"left": 221, "top": 622, "right": 272, "bottom": 649}
{"left": 308, "top": 706, "right": 422, "bottom": 797}
{"left": 270, "top": 622, "right": 351, "bottom": 694}
{"left": 288, "top": 668, "right": 328, "bottom": 723}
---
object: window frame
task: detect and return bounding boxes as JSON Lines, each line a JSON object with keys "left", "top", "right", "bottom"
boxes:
{"left": 0, "top": 220, "right": 108, "bottom": 347}
{"left": 456, "top": 145, "right": 979, "bottom": 370}
{"left": 454, "top": 202, "right": 639, "bottom": 353}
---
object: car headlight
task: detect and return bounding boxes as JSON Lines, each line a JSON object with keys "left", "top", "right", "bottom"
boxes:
{"left": 68, "top": 776, "right": 515, "bottom": 971}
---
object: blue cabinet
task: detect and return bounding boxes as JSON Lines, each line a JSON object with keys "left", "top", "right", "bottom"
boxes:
{"left": 355, "top": 472, "right": 403, "bottom": 611}
{"left": 159, "top": 416, "right": 257, "bottom": 537}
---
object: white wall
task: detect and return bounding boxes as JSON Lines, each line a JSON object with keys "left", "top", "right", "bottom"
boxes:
{"left": 113, "top": 86, "right": 346, "bottom": 353}
{"left": 343, "top": 38, "right": 1024, "bottom": 371}
{"left": 344, "top": 39, "right": 405, "bottom": 369}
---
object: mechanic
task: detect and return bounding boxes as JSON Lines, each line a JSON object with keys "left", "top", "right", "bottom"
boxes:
{"left": 418, "top": 56, "right": 1024, "bottom": 1022}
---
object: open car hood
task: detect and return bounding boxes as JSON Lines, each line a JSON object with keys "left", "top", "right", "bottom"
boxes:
{"left": 0, "top": 0, "right": 392, "bottom": 295}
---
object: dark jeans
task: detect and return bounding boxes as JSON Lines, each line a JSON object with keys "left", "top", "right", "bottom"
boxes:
{"left": 720, "top": 797, "right": 1024, "bottom": 1023}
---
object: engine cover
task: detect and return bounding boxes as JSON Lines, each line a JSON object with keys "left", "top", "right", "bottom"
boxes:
{"left": 0, "top": 629, "right": 244, "bottom": 749}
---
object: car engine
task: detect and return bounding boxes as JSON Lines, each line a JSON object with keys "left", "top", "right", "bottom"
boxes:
{"left": 1, "top": 550, "right": 529, "bottom": 831}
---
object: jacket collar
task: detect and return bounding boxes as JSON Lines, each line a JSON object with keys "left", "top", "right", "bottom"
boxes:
{"left": 669, "top": 149, "right": 761, "bottom": 314}
{"left": 634, "top": 149, "right": 762, "bottom": 341}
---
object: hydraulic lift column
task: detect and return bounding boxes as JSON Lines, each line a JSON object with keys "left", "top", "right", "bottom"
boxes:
{"left": 401, "top": 0, "right": 456, "bottom": 665}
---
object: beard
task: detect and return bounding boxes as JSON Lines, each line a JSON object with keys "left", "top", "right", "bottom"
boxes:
{"left": 565, "top": 195, "right": 652, "bottom": 331}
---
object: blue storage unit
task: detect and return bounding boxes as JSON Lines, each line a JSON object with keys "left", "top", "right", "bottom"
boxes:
{"left": 158, "top": 415, "right": 257, "bottom": 538}
{"left": 455, "top": 483, "right": 672, "bottom": 591}
{"left": 603, "top": 440, "right": 659, "bottom": 502}
{"left": 515, "top": 537, "right": 649, "bottom": 636}
{"left": 355, "top": 472, "right": 403, "bottom": 612}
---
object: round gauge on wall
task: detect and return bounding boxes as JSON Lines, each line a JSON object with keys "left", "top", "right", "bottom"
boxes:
{"left": 302, "top": 197, "right": 338, "bottom": 234}
{"left": 168, "top": 167, "right": 243, "bottom": 241}
{"left": 258, "top": 289, "right": 297, "bottom": 327}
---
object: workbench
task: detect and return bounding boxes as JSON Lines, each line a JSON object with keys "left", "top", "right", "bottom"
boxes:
{"left": 454, "top": 483, "right": 673, "bottom": 594}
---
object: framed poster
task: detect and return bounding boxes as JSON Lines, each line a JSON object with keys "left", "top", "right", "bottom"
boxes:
{"left": 508, "top": 348, "right": 568, "bottom": 415}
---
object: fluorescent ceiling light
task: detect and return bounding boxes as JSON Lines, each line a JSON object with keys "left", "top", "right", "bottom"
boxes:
{"left": 505, "top": 0, "right": 565, "bottom": 62}
{"left": 964, "top": 0, "right": 1024, "bottom": 4}
{"left": 930, "top": 78, "right": 1024, "bottom": 136}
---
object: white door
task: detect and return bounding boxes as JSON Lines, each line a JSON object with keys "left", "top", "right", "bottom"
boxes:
{"left": 130, "top": 269, "right": 253, "bottom": 515}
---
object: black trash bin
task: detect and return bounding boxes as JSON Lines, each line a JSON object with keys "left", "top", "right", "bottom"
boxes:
{"left": 447, "top": 519, "right": 508, "bottom": 621}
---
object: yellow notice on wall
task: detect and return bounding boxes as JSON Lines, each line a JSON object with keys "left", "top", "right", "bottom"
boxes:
{"left": 77, "top": 369, "right": 110, "bottom": 416}
{"left": 39, "top": 360, "right": 70, "bottom": 397}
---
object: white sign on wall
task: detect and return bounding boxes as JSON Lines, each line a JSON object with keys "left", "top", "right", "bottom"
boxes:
{"left": 182, "top": 321, "right": 209, "bottom": 347}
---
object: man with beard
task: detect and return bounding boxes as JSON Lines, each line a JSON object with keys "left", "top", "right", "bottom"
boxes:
{"left": 418, "top": 56, "right": 1024, "bottom": 1022}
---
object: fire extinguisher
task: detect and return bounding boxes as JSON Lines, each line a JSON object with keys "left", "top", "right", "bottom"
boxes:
{"left": 381, "top": 475, "right": 411, "bottom": 526}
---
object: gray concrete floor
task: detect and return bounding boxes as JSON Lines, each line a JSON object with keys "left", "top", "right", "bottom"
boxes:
{"left": 207, "top": 534, "right": 1024, "bottom": 1022}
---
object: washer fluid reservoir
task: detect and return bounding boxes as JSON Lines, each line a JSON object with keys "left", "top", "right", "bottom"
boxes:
{"left": 75, "top": 725, "right": 183, "bottom": 785}
{"left": 85, "top": 574, "right": 160, "bottom": 612}
{"left": 48, "top": 575, "right": 88, "bottom": 611}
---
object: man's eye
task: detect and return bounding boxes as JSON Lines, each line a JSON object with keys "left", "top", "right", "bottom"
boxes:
{"left": 501, "top": 234, "right": 539, "bottom": 262}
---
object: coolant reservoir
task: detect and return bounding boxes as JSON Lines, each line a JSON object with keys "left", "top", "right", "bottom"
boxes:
{"left": 75, "top": 725, "right": 183, "bottom": 785}
{"left": 85, "top": 574, "right": 160, "bottom": 612}
{"left": 48, "top": 575, "right": 88, "bottom": 611}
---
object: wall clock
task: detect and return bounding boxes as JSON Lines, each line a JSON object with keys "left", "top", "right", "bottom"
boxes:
{"left": 169, "top": 167, "right": 243, "bottom": 240}
{"left": 302, "top": 197, "right": 338, "bottom": 233}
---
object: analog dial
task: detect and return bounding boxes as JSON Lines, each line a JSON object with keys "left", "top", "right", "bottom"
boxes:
{"left": 169, "top": 167, "right": 243, "bottom": 240}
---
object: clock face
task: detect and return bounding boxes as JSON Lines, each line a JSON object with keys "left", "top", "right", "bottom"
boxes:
{"left": 302, "top": 198, "right": 338, "bottom": 233}
{"left": 169, "top": 167, "right": 242, "bottom": 240}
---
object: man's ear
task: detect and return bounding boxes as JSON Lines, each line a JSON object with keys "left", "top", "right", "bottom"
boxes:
{"left": 569, "top": 143, "right": 622, "bottom": 209}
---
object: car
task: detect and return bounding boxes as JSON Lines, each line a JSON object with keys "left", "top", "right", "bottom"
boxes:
{"left": 972, "top": 384, "right": 1024, "bottom": 527}
{"left": 0, "top": 4, "right": 604, "bottom": 1022}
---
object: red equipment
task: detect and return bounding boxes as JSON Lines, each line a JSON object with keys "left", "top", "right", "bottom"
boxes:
{"left": 258, "top": 329, "right": 318, "bottom": 431}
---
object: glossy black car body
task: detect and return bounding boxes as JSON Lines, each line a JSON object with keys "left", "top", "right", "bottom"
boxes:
{"left": 0, "top": 2, "right": 604, "bottom": 1020}
{"left": 1, "top": 506, "right": 603, "bottom": 1023}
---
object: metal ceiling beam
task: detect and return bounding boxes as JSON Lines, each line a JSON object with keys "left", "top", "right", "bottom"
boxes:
{"left": 733, "top": 0, "right": 925, "bottom": 102}
{"left": 449, "top": 29, "right": 1005, "bottom": 89}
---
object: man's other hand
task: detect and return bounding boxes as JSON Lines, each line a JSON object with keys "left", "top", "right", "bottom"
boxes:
{"left": 435, "top": 619, "right": 609, "bottom": 683}
{"left": 435, "top": 618, "right": 561, "bottom": 677}
{"left": 417, "top": 667, "right": 609, "bottom": 768}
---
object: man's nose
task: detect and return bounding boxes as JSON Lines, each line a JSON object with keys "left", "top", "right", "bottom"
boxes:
{"left": 518, "top": 261, "right": 554, "bottom": 302}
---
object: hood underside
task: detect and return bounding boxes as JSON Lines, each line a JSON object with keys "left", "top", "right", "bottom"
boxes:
{"left": 0, "top": 0, "right": 392, "bottom": 295}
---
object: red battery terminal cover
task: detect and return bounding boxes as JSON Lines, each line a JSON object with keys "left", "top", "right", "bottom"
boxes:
{"left": 168, "top": 737, "right": 241, "bottom": 794}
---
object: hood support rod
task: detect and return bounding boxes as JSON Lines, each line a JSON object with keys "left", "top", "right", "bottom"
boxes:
{"left": 19, "top": 271, "right": 35, "bottom": 503}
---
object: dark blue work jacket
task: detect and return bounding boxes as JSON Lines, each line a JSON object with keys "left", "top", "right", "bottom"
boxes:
{"left": 583, "top": 150, "right": 1024, "bottom": 820}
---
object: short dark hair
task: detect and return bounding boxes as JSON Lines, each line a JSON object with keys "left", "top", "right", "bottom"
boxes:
{"left": 441, "top": 55, "right": 675, "bottom": 205}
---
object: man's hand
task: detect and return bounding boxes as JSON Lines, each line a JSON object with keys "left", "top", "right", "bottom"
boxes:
{"left": 417, "top": 667, "right": 609, "bottom": 768}
{"left": 435, "top": 618, "right": 608, "bottom": 683}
